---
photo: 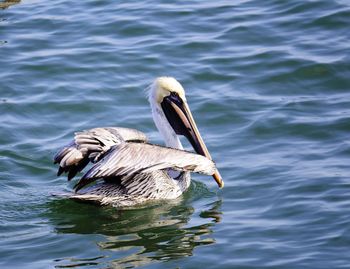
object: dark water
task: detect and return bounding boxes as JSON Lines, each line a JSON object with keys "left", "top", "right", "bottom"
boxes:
{"left": 1, "top": 0, "right": 350, "bottom": 268}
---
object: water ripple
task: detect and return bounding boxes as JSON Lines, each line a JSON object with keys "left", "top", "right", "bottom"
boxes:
{"left": 1, "top": 0, "right": 350, "bottom": 268}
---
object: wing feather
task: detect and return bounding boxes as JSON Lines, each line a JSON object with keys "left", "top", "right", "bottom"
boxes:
{"left": 74, "top": 142, "right": 216, "bottom": 191}
{"left": 54, "top": 127, "right": 147, "bottom": 181}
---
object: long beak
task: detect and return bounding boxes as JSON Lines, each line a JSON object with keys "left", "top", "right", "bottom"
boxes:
{"left": 161, "top": 93, "right": 224, "bottom": 188}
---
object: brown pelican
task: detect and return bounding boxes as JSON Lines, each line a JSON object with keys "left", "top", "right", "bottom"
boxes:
{"left": 54, "top": 77, "right": 223, "bottom": 207}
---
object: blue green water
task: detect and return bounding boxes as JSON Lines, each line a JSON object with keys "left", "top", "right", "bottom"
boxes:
{"left": 1, "top": 0, "right": 350, "bottom": 268}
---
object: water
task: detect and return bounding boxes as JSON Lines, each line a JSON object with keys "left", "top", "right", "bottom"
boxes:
{"left": 1, "top": 0, "right": 350, "bottom": 268}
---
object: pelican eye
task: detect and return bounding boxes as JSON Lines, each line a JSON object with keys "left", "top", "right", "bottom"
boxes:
{"left": 168, "top": 91, "right": 183, "bottom": 105}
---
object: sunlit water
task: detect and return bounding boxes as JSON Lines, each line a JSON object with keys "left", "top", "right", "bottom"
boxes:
{"left": 1, "top": 0, "right": 350, "bottom": 268}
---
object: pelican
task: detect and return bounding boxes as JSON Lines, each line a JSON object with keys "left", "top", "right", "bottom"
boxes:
{"left": 54, "top": 77, "right": 223, "bottom": 207}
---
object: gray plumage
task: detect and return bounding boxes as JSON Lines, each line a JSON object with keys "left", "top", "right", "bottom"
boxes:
{"left": 54, "top": 127, "right": 215, "bottom": 207}
{"left": 54, "top": 127, "right": 147, "bottom": 181}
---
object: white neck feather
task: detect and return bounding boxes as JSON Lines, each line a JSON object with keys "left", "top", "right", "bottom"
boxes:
{"left": 149, "top": 92, "right": 183, "bottom": 150}
{"left": 148, "top": 79, "right": 189, "bottom": 183}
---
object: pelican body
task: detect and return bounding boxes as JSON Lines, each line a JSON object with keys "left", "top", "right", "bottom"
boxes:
{"left": 54, "top": 77, "right": 223, "bottom": 207}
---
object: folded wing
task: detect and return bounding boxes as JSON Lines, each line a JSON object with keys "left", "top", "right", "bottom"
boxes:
{"left": 74, "top": 142, "right": 216, "bottom": 191}
{"left": 54, "top": 127, "right": 147, "bottom": 181}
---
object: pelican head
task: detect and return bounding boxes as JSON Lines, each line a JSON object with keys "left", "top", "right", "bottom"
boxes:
{"left": 150, "top": 77, "right": 224, "bottom": 188}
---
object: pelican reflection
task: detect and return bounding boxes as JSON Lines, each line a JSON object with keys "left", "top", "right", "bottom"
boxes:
{"left": 47, "top": 188, "right": 222, "bottom": 268}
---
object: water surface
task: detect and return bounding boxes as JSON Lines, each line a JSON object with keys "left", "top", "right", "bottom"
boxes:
{"left": 1, "top": 0, "right": 350, "bottom": 268}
